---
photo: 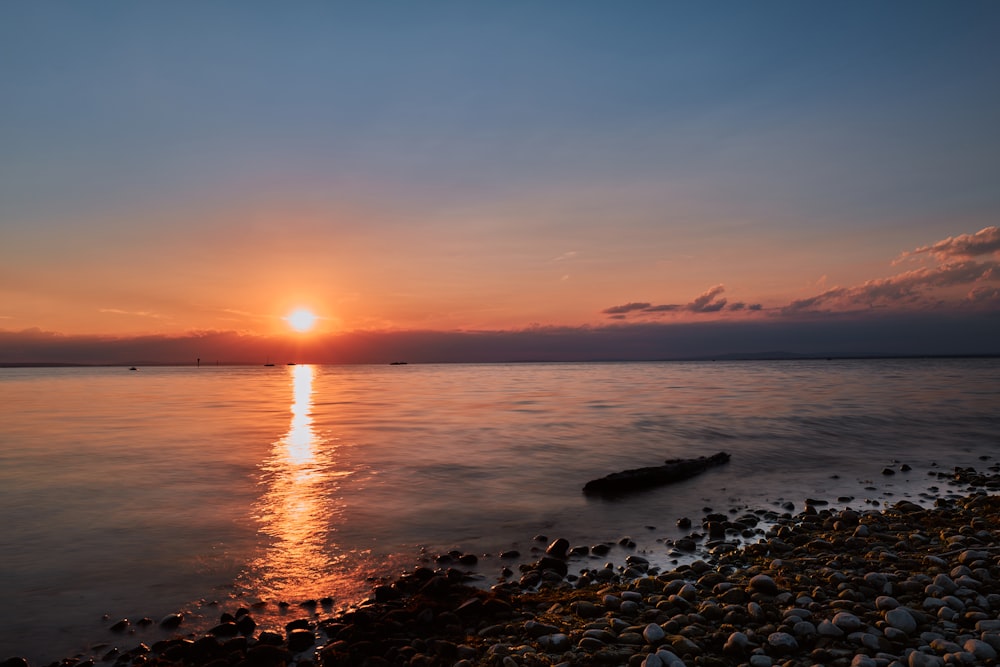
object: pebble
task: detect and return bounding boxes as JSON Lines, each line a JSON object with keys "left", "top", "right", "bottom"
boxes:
{"left": 885, "top": 606, "right": 917, "bottom": 635}
{"left": 964, "top": 638, "right": 997, "bottom": 660}
{"left": 643, "top": 622, "right": 665, "bottom": 644}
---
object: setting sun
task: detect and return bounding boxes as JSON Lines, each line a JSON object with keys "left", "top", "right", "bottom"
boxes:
{"left": 286, "top": 308, "right": 317, "bottom": 332}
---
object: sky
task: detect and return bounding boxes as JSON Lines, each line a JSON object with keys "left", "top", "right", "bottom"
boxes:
{"left": 2, "top": 1, "right": 999, "bottom": 363}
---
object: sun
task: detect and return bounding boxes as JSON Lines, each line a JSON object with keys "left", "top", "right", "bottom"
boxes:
{"left": 286, "top": 308, "right": 317, "bottom": 332}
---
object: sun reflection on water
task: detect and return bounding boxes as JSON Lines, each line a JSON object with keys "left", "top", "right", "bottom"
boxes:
{"left": 244, "top": 364, "right": 349, "bottom": 602}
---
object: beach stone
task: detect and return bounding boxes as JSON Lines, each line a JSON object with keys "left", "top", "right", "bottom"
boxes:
{"left": 977, "top": 620, "right": 1000, "bottom": 632}
{"left": 908, "top": 652, "right": 944, "bottom": 667}
{"left": 572, "top": 601, "right": 602, "bottom": 618}
{"left": 884, "top": 626, "right": 908, "bottom": 642}
{"left": 524, "top": 621, "right": 560, "bottom": 637}
{"left": 817, "top": 620, "right": 845, "bottom": 638}
{"left": 723, "top": 631, "right": 751, "bottom": 654}
{"left": 537, "top": 633, "right": 571, "bottom": 652}
{"left": 287, "top": 628, "right": 315, "bottom": 653}
{"left": 641, "top": 654, "right": 663, "bottom": 667}
{"left": 767, "top": 632, "right": 798, "bottom": 653}
{"left": 160, "top": 613, "right": 184, "bottom": 629}
{"left": 748, "top": 574, "right": 779, "bottom": 595}
{"left": 749, "top": 655, "right": 773, "bottom": 667}
{"left": 643, "top": 623, "right": 666, "bottom": 644}
{"left": 654, "top": 649, "right": 685, "bottom": 667}
{"left": 885, "top": 607, "right": 918, "bottom": 635}
{"left": 964, "top": 639, "right": 997, "bottom": 660}
{"left": 876, "top": 595, "right": 900, "bottom": 610}
{"left": 620, "top": 600, "right": 640, "bottom": 615}
{"left": 792, "top": 620, "right": 816, "bottom": 637}
{"left": 832, "top": 611, "right": 864, "bottom": 632}
{"left": 545, "top": 538, "right": 570, "bottom": 559}
{"left": 851, "top": 655, "right": 877, "bottom": 667}
{"left": 958, "top": 550, "right": 989, "bottom": 565}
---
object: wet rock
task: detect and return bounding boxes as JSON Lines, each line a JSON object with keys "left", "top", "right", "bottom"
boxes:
{"left": 545, "top": 538, "right": 570, "bottom": 559}
{"left": 287, "top": 628, "right": 315, "bottom": 653}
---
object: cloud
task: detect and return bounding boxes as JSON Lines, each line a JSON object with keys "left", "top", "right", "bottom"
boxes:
{"left": 897, "top": 226, "right": 1000, "bottom": 262}
{"left": 608, "top": 227, "right": 1000, "bottom": 321}
{"left": 783, "top": 259, "right": 1000, "bottom": 314}
{"left": 688, "top": 284, "right": 727, "bottom": 312}
{"left": 99, "top": 308, "right": 166, "bottom": 319}
{"left": 552, "top": 251, "right": 578, "bottom": 262}
{"left": 602, "top": 302, "right": 652, "bottom": 315}
{"left": 603, "top": 285, "right": 732, "bottom": 318}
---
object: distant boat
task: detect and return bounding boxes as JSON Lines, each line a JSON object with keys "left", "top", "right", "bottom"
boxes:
{"left": 389, "top": 361, "right": 408, "bottom": 365}
{"left": 287, "top": 362, "right": 296, "bottom": 366}
{"left": 264, "top": 357, "right": 275, "bottom": 367}
{"left": 129, "top": 367, "right": 137, "bottom": 371}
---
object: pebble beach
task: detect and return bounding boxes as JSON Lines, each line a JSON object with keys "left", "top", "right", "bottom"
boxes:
{"left": 7, "top": 460, "right": 1000, "bottom": 667}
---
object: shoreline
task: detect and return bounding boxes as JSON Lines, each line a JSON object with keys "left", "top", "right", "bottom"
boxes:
{"left": 8, "top": 463, "right": 1000, "bottom": 667}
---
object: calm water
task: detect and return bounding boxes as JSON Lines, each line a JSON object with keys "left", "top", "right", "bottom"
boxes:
{"left": 1, "top": 359, "right": 998, "bottom": 662}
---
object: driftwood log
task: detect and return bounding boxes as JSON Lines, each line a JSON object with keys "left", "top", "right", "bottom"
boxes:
{"left": 583, "top": 451, "right": 731, "bottom": 496}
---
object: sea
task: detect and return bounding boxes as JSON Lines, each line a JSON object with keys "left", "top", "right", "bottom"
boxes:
{"left": 1, "top": 359, "right": 998, "bottom": 663}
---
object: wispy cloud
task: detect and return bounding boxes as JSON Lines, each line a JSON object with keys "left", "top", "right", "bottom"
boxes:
{"left": 603, "top": 302, "right": 651, "bottom": 315}
{"left": 603, "top": 285, "right": 759, "bottom": 319}
{"left": 785, "top": 242, "right": 1000, "bottom": 315}
{"left": 552, "top": 251, "right": 578, "bottom": 262}
{"left": 99, "top": 308, "right": 166, "bottom": 319}
{"left": 896, "top": 226, "right": 1000, "bottom": 262}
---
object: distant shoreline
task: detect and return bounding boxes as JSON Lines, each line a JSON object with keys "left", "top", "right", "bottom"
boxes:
{"left": 1, "top": 353, "right": 998, "bottom": 369}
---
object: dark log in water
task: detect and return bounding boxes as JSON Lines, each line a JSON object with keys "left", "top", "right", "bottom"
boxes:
{"left": 583, "top": 451, "right": 731, "bottom": 496}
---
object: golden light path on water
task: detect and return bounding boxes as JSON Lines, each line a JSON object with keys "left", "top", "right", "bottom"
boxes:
{"left": 242, "top": 364, "right": 366, "bottom": 606}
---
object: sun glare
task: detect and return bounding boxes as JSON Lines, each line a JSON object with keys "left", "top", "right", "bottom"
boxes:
{"left": 287, "top": 308, "right": 317, "bottom": 332}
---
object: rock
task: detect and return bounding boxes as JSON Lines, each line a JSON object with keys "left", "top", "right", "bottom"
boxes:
{"left": 723, "top": 631, "right": 751, "bottom": 654}
{"left": 545, "top": 538, "right": 570, "bottom": 559}
{"left": 964, "top": 639, "right": 998, "bottom": 660}
{"left": 643, "top": 623, "right": 666, "bottom": 644}
{"left": 817, "top": 620, "right": 845, "bottom": 638}
{"left": 538, "top": 633, "right": 571, "bottom": 652}
{"left": 582, "top": 452, "right": 731, "bottom": 496}
{"left": 832, "top": 611, "right": 864, "bottom": 632}
{"left": 641, "top": 654, "right": 663, "bottom": 667}
{"left": 748, "top": 574, "right": 779, "bottom": 596}
{"left": 160, "top": 613, "right": 184, "bottom": 629}
{"left": 109, "top": 618, "right": 130, "bottom": 633}
{"left": 524, "top": 621, "right": 561, "bottom": 637}
{"left": 287, "top": 628, "right": 315, "bottom": 653}
{"left": 654, "top": 649, "right": 685, "bottom": 667}
{"left": 749, "top": 655, "right": 773, "bottom": 667}
{"left": 958, "top": 549, "right": 989, "bottom": 564}
{"left": 767, "top": 632, "right": 798, "bottom": 653}
{"left": 885, "top": 607, "right": 917, "bottom": 635}
{"left": 875, "top": 595, "right": 899, "bottom": 610}
{"left": 908, "top": 651, "right": 944, "bottom": 667}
